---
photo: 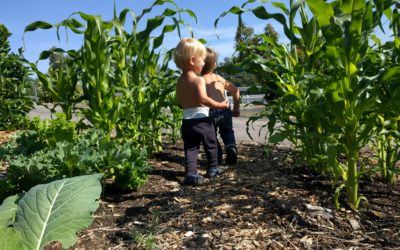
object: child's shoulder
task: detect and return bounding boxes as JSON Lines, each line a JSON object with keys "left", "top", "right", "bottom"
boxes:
{"left": 179, "top": 75, "right": 205, "bottom": 87}
{"left": 214, "top": 73, "right": 225, "bottom": 80}
{"left": 214, "top": 74, "right": 228, "bottom": 84}
{"left": 194, "top": 74, "right": 206, "bottom": 83}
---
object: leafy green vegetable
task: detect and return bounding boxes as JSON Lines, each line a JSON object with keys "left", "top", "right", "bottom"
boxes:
{"left": 1, "top": 129, "right": 150, "bottom": 199}
{"left": 0, "top": 194, "right": 21, "bottom": 227}
{"left": 0, "top": 227, "right": 23, "bottom": 250}
{"left": 0, "top": 174, "right": 103, "bottom": 250}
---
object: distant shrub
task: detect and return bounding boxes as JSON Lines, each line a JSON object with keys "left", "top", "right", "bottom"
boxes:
{"left": 0, "top": 23, "right": 34, "bottom": 130}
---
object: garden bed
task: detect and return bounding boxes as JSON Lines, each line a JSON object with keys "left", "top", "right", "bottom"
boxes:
{"left": 70, "top": 142, "right": 400, "bottom": 249}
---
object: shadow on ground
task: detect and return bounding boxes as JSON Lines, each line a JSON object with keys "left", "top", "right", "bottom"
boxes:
{"left": 73, "top": 142, "right": 400, "bottom": 250}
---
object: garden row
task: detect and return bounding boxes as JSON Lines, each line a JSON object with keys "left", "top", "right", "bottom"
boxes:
{"left": 0, "top": 0, "right": 194, "bottom": 248}
{"left": 222, "top": 0, "right": 400, "bottom": 210}
{"left": 1, "top": 0, "right": 400, "bottom": 249}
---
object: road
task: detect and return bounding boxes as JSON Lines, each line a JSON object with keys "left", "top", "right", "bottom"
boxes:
{"left": 231, "top": 116, "right": 268, "bottom": 144}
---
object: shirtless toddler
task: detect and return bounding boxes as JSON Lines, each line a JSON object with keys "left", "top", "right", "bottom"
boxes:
{"left": 202, "top": 47, "right": 240, "bottom": 165}
{"left": 174, "top": 38, "right": 229, "bottom": 185}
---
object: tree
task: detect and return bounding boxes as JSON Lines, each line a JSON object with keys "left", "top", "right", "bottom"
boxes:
{"left": 234, "top": 23, "right": 279, "bottom": 62}
{"left": 0, "top": 23, "right": 34, "bottom": 130}
{"left": 234, "top": 22, "right": 255, "bottom": 62}
{"left": 218, "top": 23, "right": 280, "bottom": 99}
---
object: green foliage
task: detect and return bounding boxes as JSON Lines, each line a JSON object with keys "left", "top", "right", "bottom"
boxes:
{"left": 218, "top": 0, "right": 399, "bottom": 209}
{"left": 235, "top": 22, "right": 257, "bottom": 62}
{"left": 24, "top": 1, "right": 190, "bottom": 153}
{"left": 0, "top": 174, "right": 102, "bottom": 249}
{"left": 0, "top": 129, "right": 151, "bottom": 200}
{"left": 234, "top": 22, "right": 279, "bottom": 62}
{"left": 368, "top": 36, "right": 400, "bottom": 183}
{"left": 5, "top": 145, "right": 70, "bottom": 194}
{"left": 0, "top": 131, "right": 46, "bottom": 160}
{"left": 30, "top": 48, "right": 81, "bottom": 119}
{"left": 105, "top": 141, "right": 150, "bottom": 190}
{"left": 0, "top": 227, "right": 21, "bottom": 250}
{"left": 0, "top": 23, "right": 34, "bottom": 131}
{"left": 218, "top": 22, "right": 279, "bottom": 99}
{"left": 29, "top": 112, "right": 77, "bottom": 147}
{"left": 131, "top": 209, "right": 163, "bottom": 250}
{"left": 369, "top": 117, "right": 400, "bottom": 183}
{"left": 0, "top": 113, "right": 77, "bottom": 163}
{"left": 0, "top": 194, "right": 21, "bottom": 227}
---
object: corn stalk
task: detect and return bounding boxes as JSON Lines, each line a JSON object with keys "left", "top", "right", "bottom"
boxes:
{"left": 217, "top": 0, "right": 398, "bottom": 209}
{"left": 24, "top": 0, "right": 194, "bottom": 152}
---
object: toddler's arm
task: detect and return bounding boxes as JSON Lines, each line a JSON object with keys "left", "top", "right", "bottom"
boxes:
{"left": 197, "top": 77, "right": 229, "bottom": 109}
{"left": 222, "top": 77, "right": 240, "bottom": 117}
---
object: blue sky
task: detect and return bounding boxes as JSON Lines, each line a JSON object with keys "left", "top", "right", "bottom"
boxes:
{"left": 1, "top": 0, "right": 394, "bottom": 72}
{"left": 1, "top": 0, "right": 288, "bottom": 71}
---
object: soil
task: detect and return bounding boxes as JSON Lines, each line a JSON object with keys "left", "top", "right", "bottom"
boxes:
{"left": 1, "top": 130, "right": 399, "bottom": 249}
{"left": 70, "top": 141, "right": 400, "bottom": 250}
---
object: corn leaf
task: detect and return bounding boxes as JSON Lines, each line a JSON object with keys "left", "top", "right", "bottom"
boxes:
{"left": 382, "top": 66, "right": 400, "bottom": 81}
{"left": 305, "top": 0, "right": 334, "bottom": 26}
{"left": 24, "top": 21, "right": 53, "bottom": 32}
{"left": 272, "top": 1, "right": 289, "bottom": 15}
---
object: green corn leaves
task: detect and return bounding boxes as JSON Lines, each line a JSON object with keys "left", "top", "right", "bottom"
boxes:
{"left": 218, "top": 0, "right": 399, "bottom": 209}
{"left": 23, "top": 21, "right": 53, "bottom": 32}
{"left": 305, "top": 0, "right": 333, "bottom": 26}
{"left": 24, "top": 0, "right": 194, "bottom": 152}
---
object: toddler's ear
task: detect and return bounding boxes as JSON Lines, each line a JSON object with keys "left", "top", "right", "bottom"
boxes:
{"left": 189, "top": 56, "right": 196, "bottom": 66}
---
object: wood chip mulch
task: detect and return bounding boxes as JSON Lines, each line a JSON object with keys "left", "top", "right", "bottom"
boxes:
{"left": 71, "top": 142, "right": 400, "bottom": 250}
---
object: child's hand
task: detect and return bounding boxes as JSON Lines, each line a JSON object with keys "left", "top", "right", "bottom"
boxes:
{"left": 232, "top": 108, "right": 240, "bottom": 117}
{"left": 223, "top": 100, "right": 229, "bottom": 109}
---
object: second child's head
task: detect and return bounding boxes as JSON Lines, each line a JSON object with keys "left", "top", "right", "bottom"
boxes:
{"left": 201, "top": 47, "right": 217, "bottom": 75}
{"left": 174, "top": 38, "right": 206, "bottom": 72}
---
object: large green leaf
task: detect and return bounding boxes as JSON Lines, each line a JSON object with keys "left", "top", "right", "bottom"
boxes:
{"left": 0, "top": 227, "right": 23, "bottom": 250}
{"left": 14, "top": 174, "right": 103, "bottom": 250}
{"left": 0, "top": 194, "right": 21, "bottom": 227}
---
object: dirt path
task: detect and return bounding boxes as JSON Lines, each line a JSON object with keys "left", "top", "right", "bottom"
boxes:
{"left": 72, "top": 143, "right": 400, "bottom": 249}
{"left": 5, "top": 106, "right": 400, "bottom": 249}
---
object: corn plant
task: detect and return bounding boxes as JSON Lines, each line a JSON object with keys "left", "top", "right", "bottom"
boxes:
{"left": 370, "top": 118, "right": 400, "bottom": 183}
{"left": 218, "top": 0, "right": 399, "bottom": 209}
{"left": 24, "top": 0, "right": 194, "bottom": 152}
{"left": 370, "top": 37, "right": 400, "bottom": 183}
{"left": 29, "top": 49, "right": 81, "bottom": 120}
{"left": 217, "top": 1, "right": 342, "bottom": 177}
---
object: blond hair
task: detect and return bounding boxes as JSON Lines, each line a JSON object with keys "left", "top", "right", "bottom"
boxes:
{"left": 201, "top": 47, "right": 218, "bottom": 75}
{"left": 173, "top": 37, "right": 206, "bottom": 70}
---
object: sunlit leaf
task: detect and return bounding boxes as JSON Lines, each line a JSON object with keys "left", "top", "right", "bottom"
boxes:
{"left": 14, "top": 174, "right": 102, "bottom": 249}
{"left": 24, "top": 21, "right": 53, "bottom": 32}
{"left": 305, "top": 0, "right": 334, "bottom": 26}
